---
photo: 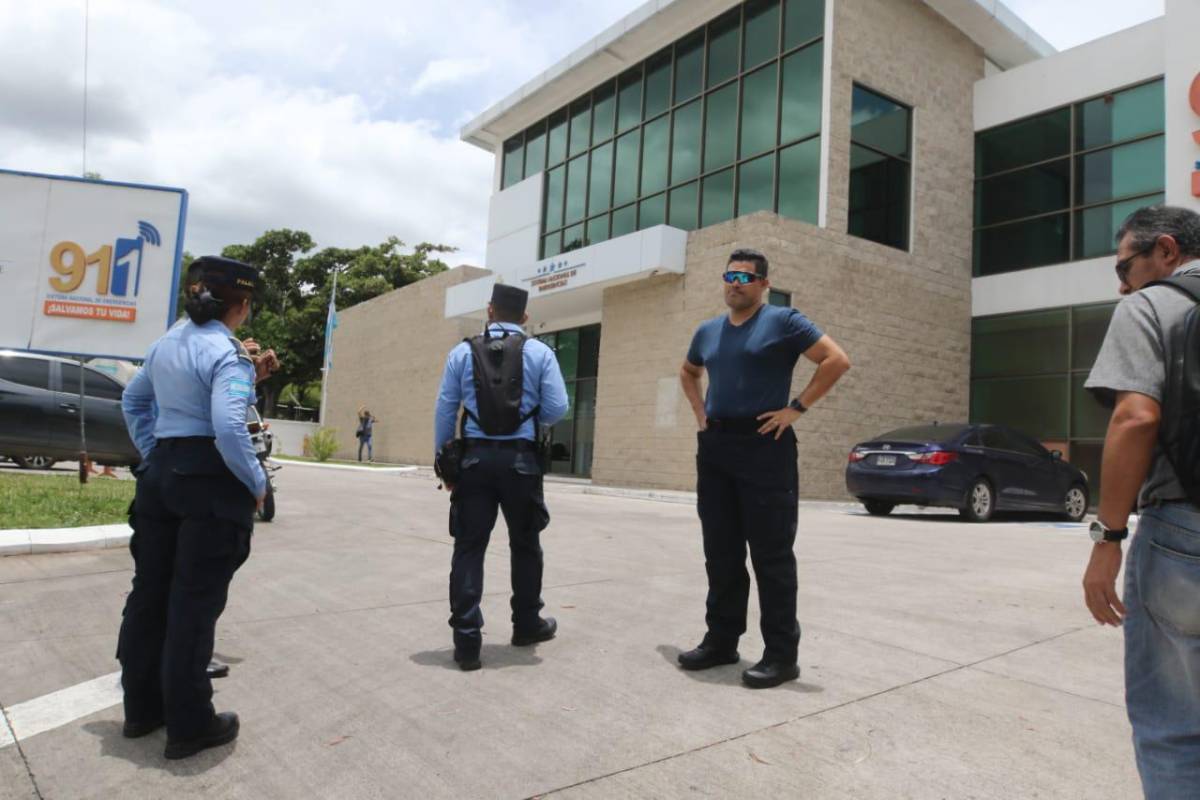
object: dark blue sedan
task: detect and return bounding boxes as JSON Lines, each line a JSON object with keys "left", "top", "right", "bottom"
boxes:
{"left": 844, "top": 423, "right": 1090, "bottom": 522}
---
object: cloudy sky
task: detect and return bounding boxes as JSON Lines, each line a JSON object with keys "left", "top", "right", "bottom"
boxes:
{"left": 0, "top": 0, "right": 1164, "bottom": 267}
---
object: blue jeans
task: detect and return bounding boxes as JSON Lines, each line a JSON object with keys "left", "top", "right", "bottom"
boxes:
{"left": 357, "top": 436, "right": 372, "bottom": 461}
{"left": 1125, "top": 502, "right": 1200, "bottom": 798}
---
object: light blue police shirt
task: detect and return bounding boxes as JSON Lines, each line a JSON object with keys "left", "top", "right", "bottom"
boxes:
{"left": 433, "top": 322, "right": 569, "bottom": 457}
{"left": 122, "top": 319, "right": 267, "bottom": 498}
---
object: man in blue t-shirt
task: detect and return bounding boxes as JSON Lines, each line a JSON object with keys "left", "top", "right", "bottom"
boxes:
{"left": 678, "top": 248, "right": 850, "bottom": 689}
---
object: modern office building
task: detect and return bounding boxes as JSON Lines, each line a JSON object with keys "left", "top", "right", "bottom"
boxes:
{"left": 326, "top": 0, "right": 1200, "bottom": 502}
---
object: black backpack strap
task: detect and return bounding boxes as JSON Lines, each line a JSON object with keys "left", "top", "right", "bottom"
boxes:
{"left": 1146, "top": 275, "right": 1200, "bottom": 304}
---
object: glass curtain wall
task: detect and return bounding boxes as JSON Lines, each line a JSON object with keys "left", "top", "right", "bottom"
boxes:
{"left": 536, "top": 324, "right": 601, "bottom": 476}
{"left": 973, "top": 79, "right": 1165, "bottom": 277}
{"left": 498, "top": 0, "right": 826, "bottom": 258}
{"left": 970, "top": 301, "right": 1117, "bottom": 500}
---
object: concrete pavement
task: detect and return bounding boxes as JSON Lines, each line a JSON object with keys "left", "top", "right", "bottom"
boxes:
{"left": 0, "top": 463, "right": 1139, "bottom": 799}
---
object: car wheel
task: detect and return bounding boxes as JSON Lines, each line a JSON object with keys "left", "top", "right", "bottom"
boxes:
{"left": 1063, "top": 483, "right": 1088, "bottom": 522}
{"left": 13, "top": 456, "right": 56, "bottom": 470}
{"left": 863, "top": 500, "right": 895, "bottom": 516}
{"left": 960, "top": 479, "right": 994, "bottom": 522}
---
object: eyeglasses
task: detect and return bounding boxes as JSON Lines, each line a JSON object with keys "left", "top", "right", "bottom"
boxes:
{"left": 722, "top": 271, "right": 762, "bottom": 285}
{"left": 1115, "top": 243, "right": 1156, "bottom": 284}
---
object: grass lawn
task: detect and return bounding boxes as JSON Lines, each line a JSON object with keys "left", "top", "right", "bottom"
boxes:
{"left": 273, "top": 455, "right": 408, "bottom": 469}
{"left": 0, "top": 472, "right": 134, "bottom": 530}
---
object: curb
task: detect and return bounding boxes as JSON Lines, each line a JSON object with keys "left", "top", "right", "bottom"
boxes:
{"left": 0, "top": 524, "right": 132, "bottom": 557}
{"left": 274, "top": 460, "right": 418, "bottom": 474}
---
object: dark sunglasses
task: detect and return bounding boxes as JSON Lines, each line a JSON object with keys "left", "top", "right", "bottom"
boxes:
{"left": 722, "top": 270, "right": 762, "bottom": 285}
{"left": 1115, "top": 243, "right": 1156, "bottom": 283}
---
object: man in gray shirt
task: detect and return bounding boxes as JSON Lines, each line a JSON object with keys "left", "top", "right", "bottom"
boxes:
{"left": 1082, "top": 205, "right": 1200, "bottom": 797}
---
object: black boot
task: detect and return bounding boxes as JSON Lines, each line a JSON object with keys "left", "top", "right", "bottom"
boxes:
{"left": 454, "top": 647, "right": 482, "bottom": 671}
{"left": 512, "top": 617, "right": 557, "bottom": 646}
{"left": 206, "top": 660, "right": 230, "bottom": 679}
{"left": 164, "top": 712, "right": 240, "bottom": 760}
{"left": 677, "top": 643, "right": 740, "bottom": 671}
{"left": 741, "top": 659, "right": 800, "bottom": 689}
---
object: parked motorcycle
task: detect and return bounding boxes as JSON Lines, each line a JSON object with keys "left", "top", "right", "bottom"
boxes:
{"left": 247, "top": 407, "right": 280, "bottom": 522}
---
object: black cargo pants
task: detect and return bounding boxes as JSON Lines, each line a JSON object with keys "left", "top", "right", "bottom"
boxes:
{"left": 695, "top": 421, "right": 800, "bottom": 664}
{"left": 447, "top": 441, "right": 550, "bottom": 653}
{"left": 117, "top": 438, "right": 254, "bottom": 741}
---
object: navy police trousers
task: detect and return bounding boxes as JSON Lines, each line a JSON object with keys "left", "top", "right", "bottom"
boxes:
{"left": 447, "top": 442, "right": 550, "bottom": 654}
{"left": 696, "top": 423, "right": 801, "bottom": 664}
{"left": 117, "top": 438, "right": 254, "bottom": 741}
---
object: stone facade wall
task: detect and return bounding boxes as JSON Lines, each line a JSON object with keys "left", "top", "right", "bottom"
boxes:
{"left": 589, "top": 0, "right": 982, "bottom": 499}
{"left": 323, "top": 266, "right": 489, "bottom": 464}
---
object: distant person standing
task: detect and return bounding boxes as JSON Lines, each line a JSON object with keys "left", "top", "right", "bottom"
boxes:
{"left": 356, "top": 407, "right": 376, "bottom": 462}
{"left": 678, "top": 248, "right": 850, "bottom": 689}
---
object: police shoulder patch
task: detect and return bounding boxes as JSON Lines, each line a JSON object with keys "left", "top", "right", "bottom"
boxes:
{"left": 228, "top": 378, "right": 253, "bottom": 399}
{"left": 228, "top": 336, "right": 253, "bottom": 364}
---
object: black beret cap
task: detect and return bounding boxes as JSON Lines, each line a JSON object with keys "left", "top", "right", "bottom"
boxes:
{"left": 490, "top": 283, "right": 528, "bottom": 316}
{"left": 188, "top": 256, "right": 262, "bottom": 295}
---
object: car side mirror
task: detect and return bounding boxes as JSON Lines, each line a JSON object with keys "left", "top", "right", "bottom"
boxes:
{"left": 1050, "top": 449, "right": 1062, "bottom": 460}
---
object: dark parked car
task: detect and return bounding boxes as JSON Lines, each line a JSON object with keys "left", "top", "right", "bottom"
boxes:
{"left": 845, "top": 423, "right": 1089, "bottom": 522}
{"left": 0, "top": 350, "right": 140, "bottom": 468}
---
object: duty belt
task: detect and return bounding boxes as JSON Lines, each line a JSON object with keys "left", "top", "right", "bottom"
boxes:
{"left": 464, "top": 438, "right": 536, "bottom": 451}
{"left": 705, "top": 417, "right": 765, "bottom": 435}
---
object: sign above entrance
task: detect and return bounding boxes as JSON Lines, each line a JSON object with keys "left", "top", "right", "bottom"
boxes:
{"left": 0, "top": 170, "right": 187, "bottom": 360}
{"left": 519, "top": 255, "right": 589, "bottom": 295}
{"left": 445, "top": 225, "right": 688, "bottom": 323}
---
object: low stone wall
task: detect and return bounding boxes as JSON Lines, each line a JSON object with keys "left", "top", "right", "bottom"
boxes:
{"left": 264, "top": 419, "right": 320, "bottom": 457}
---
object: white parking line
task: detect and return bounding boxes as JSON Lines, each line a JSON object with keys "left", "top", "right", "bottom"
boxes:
{"left": 0, "top": 671, "right": 122, "bottom": 749}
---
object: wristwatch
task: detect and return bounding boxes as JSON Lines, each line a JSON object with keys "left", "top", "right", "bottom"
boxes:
{"left": 1089, "top": 519, "right": 1129, "bottom": 543}
{"left": 788, "top": 397, "right": 808, "bottom": 414}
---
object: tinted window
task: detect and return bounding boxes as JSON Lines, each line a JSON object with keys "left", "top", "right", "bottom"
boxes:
{"left": 878, "top": 424, "right": 969, "bottom": 443}
{"left": 849, "top": 86, "right": 911, "bottom": 250}
{"left": 523, "top": 122, "right": 547, "bottom": 178}
{"left": 981, "top": 429, "right": 1007, "bottom": 450}
{"left": 502, "top": 135, "right": 523, "bottom": 189}
{"left": 975, "top": 108, "right": 1070, "bottom": 177}
{"left": 740, "top": 62, "right": 778, "bottom": 159}
{"left": 784, "top": 0, "right": 824, "bottom": 49}
{"left": 1076, "top": 80, "right": 1164, "bottom": 150}
{"left": 60, "top": 363, "right": 125, "bottom": 401}
{"left": 0, "top": 356, "right": 51, "bottom": 390}
{"left": 743, "top": 0, "right": 779, "bottom": 70}
{"left": 707, "top": 9, "right": 741, "bottom": 88}
{"left": 1004, "top": 432, "right": 1046, "bottom": 457}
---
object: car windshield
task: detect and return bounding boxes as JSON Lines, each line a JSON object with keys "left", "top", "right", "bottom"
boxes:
{"left": 874, "top": 424, "right": 969, "bottom": 444}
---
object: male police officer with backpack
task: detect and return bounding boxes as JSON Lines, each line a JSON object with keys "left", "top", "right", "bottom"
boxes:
{"left": 434, "top": 284, "right": 569, "bottom": 670}
{"left": 1082, "top": 205, "right": 1200, "bottom": 797}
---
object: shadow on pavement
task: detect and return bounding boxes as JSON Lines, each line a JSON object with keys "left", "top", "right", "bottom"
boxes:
{"left": 409, "top": 644, "right": 543, "bottom": 671}
{"left": 656, "top": 645, "right": 824, "bottom": 694}
{"left": 851, "top": 510, "right": 1083, "bottom": 525}
{"left": 211, "top": 652, "right": 245, "bottom": 665}
{"left": 82, "top": 720, "right": 236, "bottom": 773}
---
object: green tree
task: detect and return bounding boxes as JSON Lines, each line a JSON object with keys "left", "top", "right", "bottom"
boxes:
{"left": 199, "top": 231, "right": 455, "bottom": 415}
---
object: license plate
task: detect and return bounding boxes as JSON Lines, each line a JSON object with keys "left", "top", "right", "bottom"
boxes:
{"left": 876, "top": 455, "right": 897, "bottom": 466}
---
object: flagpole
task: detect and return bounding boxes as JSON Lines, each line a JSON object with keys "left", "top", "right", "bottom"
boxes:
{"left": 319, "top": 269, "right": 338, "bottom": 426}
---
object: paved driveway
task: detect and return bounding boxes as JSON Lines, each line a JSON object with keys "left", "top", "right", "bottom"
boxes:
{"left": 0, "top": 464, "right": 1138, "bottom": 799}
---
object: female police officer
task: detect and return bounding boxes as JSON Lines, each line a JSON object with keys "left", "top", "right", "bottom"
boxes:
{"left": 118, "top": 256, "right": 266, "bottom": 759}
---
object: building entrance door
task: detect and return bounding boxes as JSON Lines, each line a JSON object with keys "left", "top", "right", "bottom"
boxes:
{"left": 536, "top": 324, "right": 600, "bottom": 477}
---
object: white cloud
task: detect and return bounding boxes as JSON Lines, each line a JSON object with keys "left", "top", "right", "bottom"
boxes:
{"left": 410, "top": 58, "right": 491, "bottom": 96}
{"left": 2, "top": 0, "right": 1157, "bottom": 274}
